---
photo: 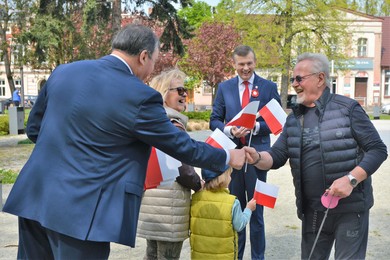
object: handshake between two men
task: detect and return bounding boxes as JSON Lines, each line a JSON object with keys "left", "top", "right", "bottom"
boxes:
{"left": 227, "top": 146, "right": 272, "bottom": 170}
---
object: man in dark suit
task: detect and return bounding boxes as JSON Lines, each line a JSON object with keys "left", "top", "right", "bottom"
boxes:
{"left": 210, "top": 45, "right": 281, "bottom": 260}
{"left": 3, "top": 24, "right": 246, "bottom": 259}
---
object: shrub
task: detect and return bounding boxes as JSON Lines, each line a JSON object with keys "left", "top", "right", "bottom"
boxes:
{"left": 0, "top": 169, "right": 18, "bottom": 184}
{"left": 183, "top": 111, "right": 211, "bottom": 121}
{"left": 0, "top": 109, "right": 30, "bottom": 136}
{"left": 18, "top": 138, "right": 33, "bottom": 144}
{"left": 0, "top": 115, "right": 9, "bottom": 135}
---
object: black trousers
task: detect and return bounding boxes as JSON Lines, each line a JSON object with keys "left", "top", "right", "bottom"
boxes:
{"left": 17, "top": 217, "right": 110, "bottom": 260}
{"left": 301, "top": 209, "right": 369, "bottom": 260}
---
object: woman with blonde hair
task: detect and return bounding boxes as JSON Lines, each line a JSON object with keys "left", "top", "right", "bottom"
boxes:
{"left": 137, "top": 68, "right": 202, "bottom": 260}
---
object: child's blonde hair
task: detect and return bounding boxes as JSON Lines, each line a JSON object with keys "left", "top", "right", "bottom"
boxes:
{"left": 204, "top": 167, "right": 233, "bottom": 191}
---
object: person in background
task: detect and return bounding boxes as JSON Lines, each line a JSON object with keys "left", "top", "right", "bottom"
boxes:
{"left": 3, "top": 24, "right": 246, "bottom": 259}
{"left": 245, "top": 53, "right": 387, "bottom": 259}
{"left": 190, "top": 166, "right": 256, "bottom": 259}
{"left": 210, "top": 45, "right": 281, "bottom": 259}
{"left": 12, "top": 87, "right": 21, "bottom": 107}
{"left": 137, "top": 68, "right": 203, "bottom": 260}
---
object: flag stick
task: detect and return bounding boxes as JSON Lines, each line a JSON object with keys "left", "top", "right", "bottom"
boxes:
{"left": 308, "top": 195, "right": 334, "bottom": 260}
{"left": 244, "top": 129, "right": 254, "bottom": 172}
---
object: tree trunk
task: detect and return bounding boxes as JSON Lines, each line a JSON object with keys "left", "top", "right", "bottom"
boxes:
{"left": 112, "top": 0, "right": 121, "bottom": 34}
{"left": 0, "top": 8, "right": 16, "bottom": 95}
{"left": 280, "top": 0, "right": 293, "bottom": 109}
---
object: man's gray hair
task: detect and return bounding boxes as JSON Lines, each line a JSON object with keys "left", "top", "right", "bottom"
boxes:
{"left": 112, "top": 24, "right": 160, "bottom": 58}
{"left": 296, "top": 53, "right": 330, "bottom": 88}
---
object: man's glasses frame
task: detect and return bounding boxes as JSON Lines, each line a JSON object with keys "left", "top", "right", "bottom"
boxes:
{"left": 290, "top": 72, "right": 319, "bottom": 84}
{"left": 169, "top": 86, "right": 188, "bottom": 96}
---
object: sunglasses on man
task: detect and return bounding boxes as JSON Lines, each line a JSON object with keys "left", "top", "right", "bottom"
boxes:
{"left": 169, "top": 87, "right": 188, "bottom": 96}
{"left": 290, "top": 72, "right": 319, "bottom": 84}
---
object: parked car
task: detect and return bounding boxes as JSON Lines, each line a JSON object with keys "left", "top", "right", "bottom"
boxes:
{"left": 24, "top": 95, "right": 38, "bottom": 108}
{"left": 381, "top": 103, "right": 390, "bottom": 115}
{"left": 0, "top": 98, "right": 12, "bottom": 113}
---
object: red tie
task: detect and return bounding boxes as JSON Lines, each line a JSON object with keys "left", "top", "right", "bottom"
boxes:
{"left": 240, "top": 81, "right": 250, "bottom": 145}
{"left": 242, "top": 81, "right": 250, "bottom": 108}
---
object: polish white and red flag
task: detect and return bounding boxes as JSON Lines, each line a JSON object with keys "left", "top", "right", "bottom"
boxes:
{"left": 205, "top": 128, "right": 236, "bottom": 150}
{"left": 253, "top": 179, "right": 279, "bottom": 209}
{"left": 144, "top": 147, "right": 182, "bottom": 190}
{"left": 226, "top": 101, "right": 260, "bottom": 129}
{"left": 257, "top": 98, "right": 287, "bottom": 135}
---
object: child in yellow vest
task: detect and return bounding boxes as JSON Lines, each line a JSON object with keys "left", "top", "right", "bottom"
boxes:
{"left": 190, "top": 166, "right": 256, "bottom": 259}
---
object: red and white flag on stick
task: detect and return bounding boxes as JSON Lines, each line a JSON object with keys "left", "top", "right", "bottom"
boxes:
{"left": 257, "top": 98, "right": 287, "bottom": 135}
{"left": 253, "top": 179, "right": 279, "bottom": 208}
{"left": 144, "top": 147, "right": 182, "bottom": 190}
{"left": 226, "top": 101, "right": 260, "bottom": 129}
{"left": 205, "top": 128, "right": 236, "bottom": 150}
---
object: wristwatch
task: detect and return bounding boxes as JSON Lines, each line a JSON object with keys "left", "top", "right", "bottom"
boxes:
{"left": 347, "top": 173, "right": 358, "bottom": 188}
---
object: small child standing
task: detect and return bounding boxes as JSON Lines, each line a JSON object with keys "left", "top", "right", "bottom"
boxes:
{"left": 190, "top": 166, "right": 256, "bottom": 259}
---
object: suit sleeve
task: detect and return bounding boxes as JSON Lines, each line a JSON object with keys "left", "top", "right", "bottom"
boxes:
{"left": 209, "top": 83, "right": 227, "bottom": 132}
{"left": 350, "top": 104, "right": 388, "bottom": 175}
{"left": 26, "top": 81, "right": 49, "bottom": 143}
{"left": 133, "top": 91, "right": 227, "bottom": 172}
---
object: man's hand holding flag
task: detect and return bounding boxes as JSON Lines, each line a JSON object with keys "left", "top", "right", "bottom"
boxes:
{"left": 226, "top": 100, "right": 259, "bottom": 171}
{"left": 226, "top": 100, "right": 260, "bottom": 130}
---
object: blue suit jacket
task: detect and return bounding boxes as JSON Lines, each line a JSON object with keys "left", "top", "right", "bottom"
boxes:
{"left": 210, "top": 73, "right": 281, "bottom": 152}
{"left": 3, "top": 55, "right": 227, "bottom": 247}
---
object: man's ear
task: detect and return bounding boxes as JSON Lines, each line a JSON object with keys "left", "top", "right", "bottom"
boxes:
{"left": 139, "top": 50, "right": 148, "bottom": 65}
{"left": 318, "top": 72, "right": 326, "bottom": 87}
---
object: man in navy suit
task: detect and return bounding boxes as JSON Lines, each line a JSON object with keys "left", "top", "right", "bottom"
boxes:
{"left": 210, "top": 45, "right": 281, "bottom": 260}
{"left": 3, "top": 24, "right": 246, "bottom": 259}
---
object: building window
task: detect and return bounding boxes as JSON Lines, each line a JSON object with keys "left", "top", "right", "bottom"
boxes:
{"left": 357, "top": 38, "right": 367, "bottom": 57}
{"left": 385, "top": 77, "right": 390, "bottom": 97}
{"left": 0, "top": 79, "right": 5, "bottom": 96}
{"left": 14, "top": 79, "right": 21, "bottom": 86}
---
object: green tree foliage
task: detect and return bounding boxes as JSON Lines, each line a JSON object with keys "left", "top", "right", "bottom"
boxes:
{"left": 178, "top": 1, "right": 214, "bottom": 30}
{"left": 0, "top": 0, "right": 31, "bottom": 94}
{"left": 16, "top": 0, "right": 112, "bottom": 70}
{"left": 336, "top": 0, "right": 390, "bottom": 16}
{"left": 129, "top": 0, "right": 194, "bottom": 56}
{"left": 12, "top": 0, "right": 194, "bottom": 74}
{"left": 179, "top": 21, "right": 241, "bottom": 101}
{"left": 214, "top": 0, "right": 352, "bottom": 108}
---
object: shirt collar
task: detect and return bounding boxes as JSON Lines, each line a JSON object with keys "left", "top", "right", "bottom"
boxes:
{"left": 110, "top": 54, "right": 133, "bottom": 74}
{"left": 239, "top": 73, "right": 255, "bottom": 87}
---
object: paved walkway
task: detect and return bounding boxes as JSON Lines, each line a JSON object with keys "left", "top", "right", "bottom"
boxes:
{"left": 1, "top": 121, "right": 389, "bottom": 259}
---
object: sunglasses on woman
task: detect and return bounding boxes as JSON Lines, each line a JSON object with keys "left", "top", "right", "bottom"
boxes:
{"left": 169, "top": 87, "right": 188, "bottom": 96}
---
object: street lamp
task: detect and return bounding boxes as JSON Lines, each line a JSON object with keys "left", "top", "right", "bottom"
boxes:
{"left": 330, "top": 44, "right": 337, "bottom": 93}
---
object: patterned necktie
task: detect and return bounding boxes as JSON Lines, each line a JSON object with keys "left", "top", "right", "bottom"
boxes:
{"left": 240, "top": 81, "right": 250, "bottom": 145}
